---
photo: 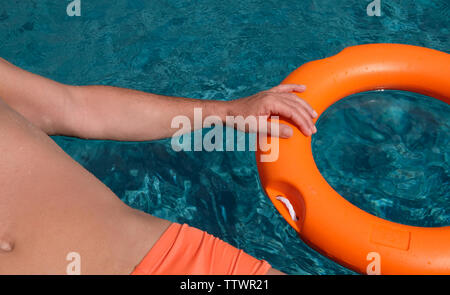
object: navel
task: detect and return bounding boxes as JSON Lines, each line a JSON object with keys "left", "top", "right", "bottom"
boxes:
{"left": 0, "top": 238, "right": 14, "bottom": 252}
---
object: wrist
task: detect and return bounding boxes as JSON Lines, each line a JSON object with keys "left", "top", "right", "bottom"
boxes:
{"left": 202, "top": 100, "right": 233, "bottom": 123}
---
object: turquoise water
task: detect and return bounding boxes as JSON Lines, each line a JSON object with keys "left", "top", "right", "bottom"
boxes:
{"left": 312, "top": 91, "right": 450, "bottom": 228}
{"left": 0, "top": 1, "right": 448, "bottom": 274}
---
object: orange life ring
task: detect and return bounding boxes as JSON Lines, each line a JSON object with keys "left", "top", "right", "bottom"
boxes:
{"left": 256, "top": 43, "right": 450, "bottom": 274}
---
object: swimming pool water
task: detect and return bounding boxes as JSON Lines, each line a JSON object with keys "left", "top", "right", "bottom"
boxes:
{"left": 1, "top": 1, "right": 448, "bottom": 274}
{"left": 312, "top": 91, "right": 450, "bottom": 228}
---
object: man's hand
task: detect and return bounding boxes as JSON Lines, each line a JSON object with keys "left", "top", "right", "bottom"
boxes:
{"left": 226, "top": 84, "right": 318, "bottom": 138}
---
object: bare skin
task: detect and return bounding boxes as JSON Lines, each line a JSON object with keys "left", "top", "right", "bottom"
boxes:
{"left": 0, "top": 57, "right": 316, "bottom": 274}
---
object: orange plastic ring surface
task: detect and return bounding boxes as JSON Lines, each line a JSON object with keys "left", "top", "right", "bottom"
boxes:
{"left": 256, "top": 43, "right": 450, "bottom": 274}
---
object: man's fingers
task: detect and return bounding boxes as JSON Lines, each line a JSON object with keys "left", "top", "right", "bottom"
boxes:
{"left": 266, "top": 122, "right": 293, "bottom": 138}
{"left": 283, "top": 99, "right": 316, "bottom": 135}
{"left": 281, "top": 93, "right": 318, "bottom": 119}
{"left": 270, "top": 84, "right": 318, "bottom": 119}
{"left": 255, "top": 84, "right": 319, "bottom": 137}
{"left": 271, "top": 100, "right": 315, "bottom": 137}
{"left": 271, "top": 84, "right": 306, "bottom": 94}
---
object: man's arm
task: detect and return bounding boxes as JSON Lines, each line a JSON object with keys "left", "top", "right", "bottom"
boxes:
{"left": 0, "top": 57, "right": 75, "bottom": 135}
{"left": 0, "top": 57, "right": 317, "bottom": 140}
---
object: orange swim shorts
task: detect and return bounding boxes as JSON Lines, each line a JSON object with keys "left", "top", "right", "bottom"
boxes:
{"left": 131, "top": 223, "right": 271, "bottom": 275}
